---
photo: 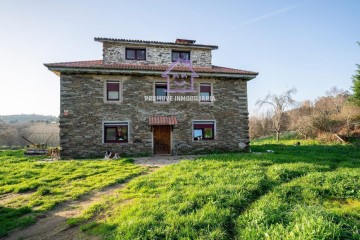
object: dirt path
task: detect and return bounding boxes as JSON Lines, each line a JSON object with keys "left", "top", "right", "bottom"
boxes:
{"left": 2, "top": 169, "right": 160, "bottom": 240}
{"left": 2, "top": 156, "right": 192, "bottom": 240}
{"left": 0, "top": 192, "right": 33, "bottom": 206}
{"left": 133, "top": 155, "right": 198, "bottom": 166}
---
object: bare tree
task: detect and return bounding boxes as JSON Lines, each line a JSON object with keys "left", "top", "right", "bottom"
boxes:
{"left": 337, "top": 102, "right": 360, "bottom": 137}
{"left": 289, "top": 100, "right": 315, "bottom": 139}
{"left": 0, "top": 120, "right": 17, "bottom": 147}
{"left": 249, "top": 111, "right": 273, "bottom": 139}
{"left": 0, "top": 120, "right": 60, "bottom": 148}
{"left": 325, "top": 86, "right": 349, "bottom": 113}
{"left": 256, "top": 88, "right": 297, "bottom": 141}
{"left": 312, "top": 88, "right": 349, "bottom": 134}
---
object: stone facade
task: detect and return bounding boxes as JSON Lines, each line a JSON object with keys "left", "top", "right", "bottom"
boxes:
{"left": 103, "top": 42, "right": 212, "bottom": 67}
{"left": 59, "top": 74, "right": 250, "bottom": 158}
{"left": 46, "top": 38, "right": 257, "bottom": 158}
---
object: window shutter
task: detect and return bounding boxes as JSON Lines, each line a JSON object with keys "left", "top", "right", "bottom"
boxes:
{"left": 194, "top": 124, "right": 214, "bottom": 128}
{"left": 107, "top": 82, "right": 119, "bottom": 91}
{"left": 156, "top": 82, "right": 167, "bottom": 87}
{"left": 200, "top": 85, "right": 211, "bottom": 92}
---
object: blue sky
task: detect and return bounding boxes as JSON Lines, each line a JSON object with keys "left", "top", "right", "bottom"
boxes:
{"left": 0, "top": 0, "right": 359, "bottom": 116}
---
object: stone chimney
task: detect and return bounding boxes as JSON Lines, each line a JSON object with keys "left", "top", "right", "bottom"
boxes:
{"left": 175, "top": 39, "right": 196, "bottom": 44}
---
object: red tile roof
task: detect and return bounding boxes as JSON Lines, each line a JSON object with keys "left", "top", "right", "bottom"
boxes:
{"left": 94, "top": 37, "right": 218, "bottom": 49}
{"left": 149, "top": 116, "right": 178, "bottom": 126}
{"left": 45, "top": 60, "right": 258, "bottom": 76}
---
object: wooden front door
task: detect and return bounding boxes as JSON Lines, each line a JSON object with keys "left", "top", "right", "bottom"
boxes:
{"left": 153, "top": 126, "right": 171, "bottom": 155}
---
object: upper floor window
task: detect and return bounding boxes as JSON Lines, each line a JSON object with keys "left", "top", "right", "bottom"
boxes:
{"left": 104, "top": 122, "right": 129, "bottom": 143}
{"left": 155, "top": 82, "right": 168, "bottom": 102}
{"left": 193, "top": 121, "right": 215, "bottom": 141}
{"left": 172, "top": 51, "right": 190, "bottom": 62}
{"left": 126, "top": 48, "right": 146, "bottom": 60}
{"left": 200, "top": 83, "right": 212, "bottom": 102}
{"left": 106, "top": 81, "right": 120, "bottom": 101}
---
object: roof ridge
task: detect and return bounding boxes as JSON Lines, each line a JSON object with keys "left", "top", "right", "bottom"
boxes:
{"left": 94, "top": 37, "right": 218, "bottom": 49}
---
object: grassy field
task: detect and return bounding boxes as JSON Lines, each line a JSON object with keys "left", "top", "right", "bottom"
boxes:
{"left": 0, "top": 150, "right": 147, "bottom": 237}
{"left": 72, "top": 142, "right": 360, "bottom": 240}
{"left": 1, "top": 142, "right": 359, "bottom": 239}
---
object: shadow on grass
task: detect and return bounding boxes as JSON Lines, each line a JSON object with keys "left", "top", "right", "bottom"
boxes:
{"left": 0, "top": 206, "right": 36, "bottom": 238}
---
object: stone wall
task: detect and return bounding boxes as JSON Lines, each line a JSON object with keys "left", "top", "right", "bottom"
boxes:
{"left": 59, "top": 73, "right": 249, "bottom": 158}
{"left": 103, "top": 42, "right": 212, "bottom": 67}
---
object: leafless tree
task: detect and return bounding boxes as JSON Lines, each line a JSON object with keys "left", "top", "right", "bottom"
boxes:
{"left": 0, "top": 120, "right": 17, "bottom": 147}
{"left": 249, "top": 111, "right": 273, "bottom": 139}
{"left": 256, "top": 88, "right": 297, "bottom": 141}
{"left": 0, "top": 120, "right": 59, "bottom": 148}
{"left": 325, "top": 86, "right": 349, "bottom": 113}
{"left": 312, "top": 87, "right": 350, "bottom": 134}
{"left": 289, "top": 100, "right": 315, "bottom": 139}
{"left": 337, "top": 103, "right": 360, "bottom": 137}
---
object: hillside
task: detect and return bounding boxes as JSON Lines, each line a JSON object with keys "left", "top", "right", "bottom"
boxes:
{"left": 0, "top": 114, "right": 58, "bottom": 123}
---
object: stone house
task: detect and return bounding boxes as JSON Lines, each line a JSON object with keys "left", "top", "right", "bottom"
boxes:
{"left": 45, "top": 37, "right": 258, "bottom": 158}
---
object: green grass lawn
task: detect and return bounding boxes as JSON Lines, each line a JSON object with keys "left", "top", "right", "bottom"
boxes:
{"left": 0, "top": 150, "right": 147, "bottom": 237}
{"left": 74, "top": 143, "right": 360, "bottom": 240}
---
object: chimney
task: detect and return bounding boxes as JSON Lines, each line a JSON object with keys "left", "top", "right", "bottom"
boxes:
{"left": 175, "top": 39, "right": 196, "bottom": 44}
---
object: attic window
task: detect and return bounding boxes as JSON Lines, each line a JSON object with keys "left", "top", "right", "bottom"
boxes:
{"left": 172, "top": 51, "right": 190, "bottom": 62}
{"left": 126, "top": 48, "right": 146, "bottom": 60}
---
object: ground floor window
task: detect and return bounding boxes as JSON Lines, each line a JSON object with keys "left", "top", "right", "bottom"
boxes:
{"left": 193, "top": 121, "right": 215, "bottom": 140}
{"left": 103, "top": 122, "right": 129, "bottom": 143}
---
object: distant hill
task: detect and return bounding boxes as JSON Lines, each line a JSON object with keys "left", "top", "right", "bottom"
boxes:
{"left": 0, "top": 114, "right": 59, "bottom": 123}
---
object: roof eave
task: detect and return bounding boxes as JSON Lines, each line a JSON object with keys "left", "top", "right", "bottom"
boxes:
{"left": 94, "top": 38, "right": 218, "bottom": 50}
{"left": 45, "top": 66, "right": 257, "bottom": 80}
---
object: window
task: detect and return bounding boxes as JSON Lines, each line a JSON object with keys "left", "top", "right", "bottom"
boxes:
{"left": 172, "top": 51, "right": 190, "bottom": 62}
{"left": 104, "top": 122, "right": 129, "bottom": 143}
{"left": 155, "top": 82, "right": 168, "bottom": 102}
{"left": 193, "top": 121, "right": 215, "bottom": 140}
{"left": 200, "top": 83, "right": 212, "bottom": 102}
{"left": 106, "top": 81, "right": 120, "bottom": 101}
{"left": 126, "top": 48, "right": 146, "bottom": 60}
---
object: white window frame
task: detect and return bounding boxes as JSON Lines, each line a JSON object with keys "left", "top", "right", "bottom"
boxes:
{"left": 102, "top": 121, "right": 130, "bottom": 144}
{"left": 104, "top": 80, "right": 123, "bottom": 104}
{"left": 153, "top": 81, "right": 170, "bottom": 103}
{"left": 198, "top": 82, "right": 214, "bottom": 104}
{"left": 192, "top": 120, "right": 216, "bottom": 142}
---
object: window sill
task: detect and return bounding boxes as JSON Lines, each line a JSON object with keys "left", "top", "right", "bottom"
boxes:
{"left": 125, "top": 59, "right": 146, "bottom": 61}
{"left": 192, "top": 139, "right": 216, "bottom": 142}
{"left": 104, "top": 100, "right": 123, "bottom": 104}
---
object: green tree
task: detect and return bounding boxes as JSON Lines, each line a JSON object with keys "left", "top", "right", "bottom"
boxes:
{"left": 352, "top": 42, "right": 360, "bottom": 106}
